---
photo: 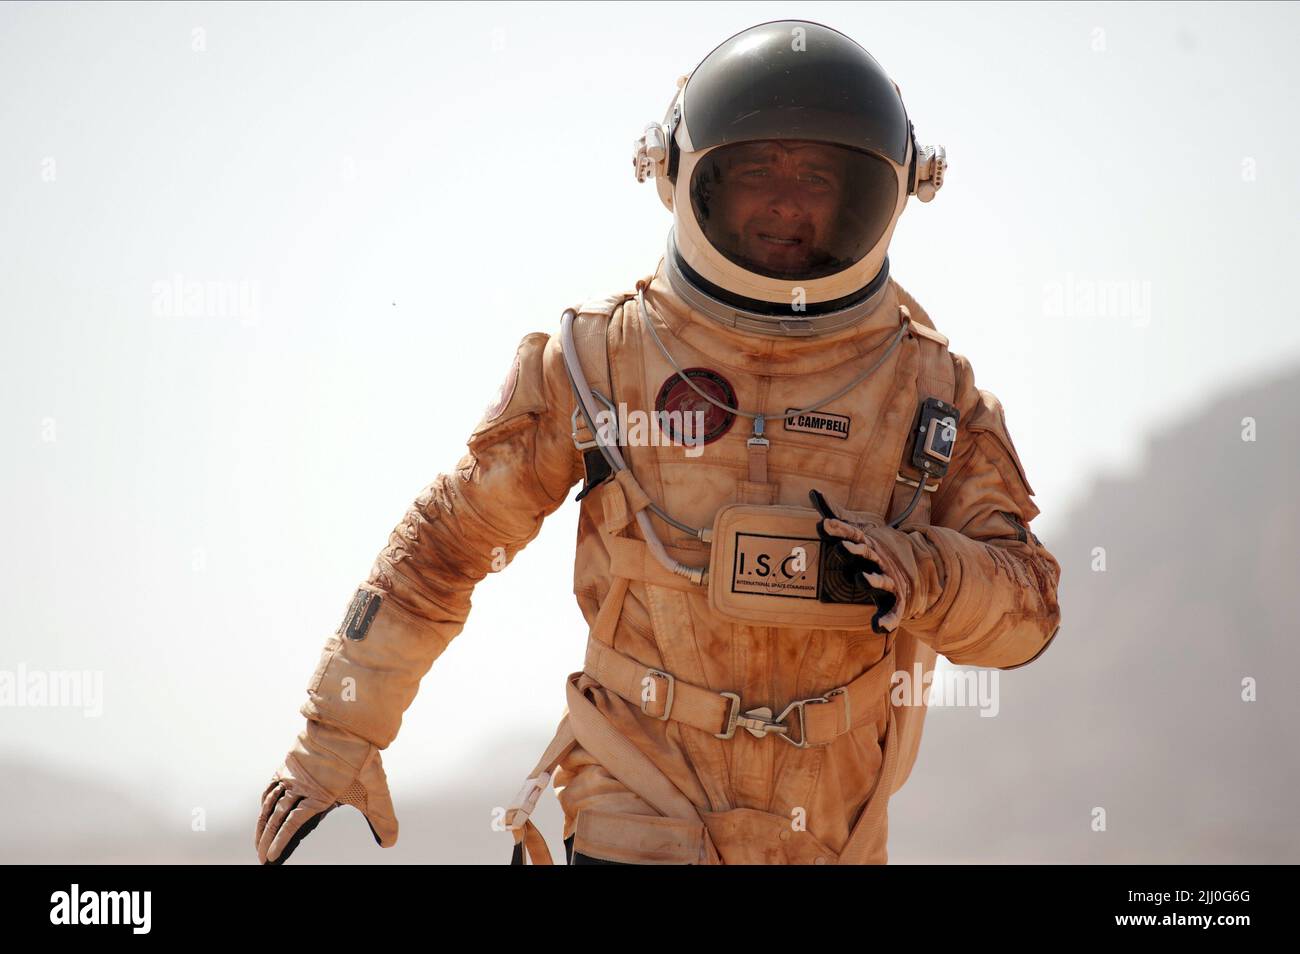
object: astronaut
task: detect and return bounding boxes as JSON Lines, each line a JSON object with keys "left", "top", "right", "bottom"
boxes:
{"left": 256, "top": 19, "right": 1063, "bottom": 866}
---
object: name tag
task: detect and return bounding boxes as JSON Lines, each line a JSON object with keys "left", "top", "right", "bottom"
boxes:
{"left": 783, "top": 408, "right": 851, "bottom": 439}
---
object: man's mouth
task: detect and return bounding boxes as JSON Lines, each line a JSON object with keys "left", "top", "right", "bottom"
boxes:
{"left": 758, "top": 233, "right": 801, "bottom": 247}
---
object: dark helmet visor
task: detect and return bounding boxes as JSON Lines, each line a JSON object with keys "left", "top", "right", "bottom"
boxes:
{"left": 689, "top": 139, "right": 899, "bottom": 282}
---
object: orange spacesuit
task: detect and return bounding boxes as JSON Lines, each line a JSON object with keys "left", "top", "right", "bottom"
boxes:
{"left": 256, "top": 18, "right": 1062, "bottom": 866}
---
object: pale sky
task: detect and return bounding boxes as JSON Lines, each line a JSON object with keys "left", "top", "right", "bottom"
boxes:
{"left": 2, "top": 1, "right": 1297, "bottom": 828}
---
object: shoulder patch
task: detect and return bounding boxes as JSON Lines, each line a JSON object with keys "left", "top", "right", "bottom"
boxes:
{"left": 338, "top": 587, "right": 382, "bottom": 640}
{"left": 467, "top": 333, "right": 549, "bottom": 453}
{"left": 482, "top": 350, "right": 521, "bottom": 424}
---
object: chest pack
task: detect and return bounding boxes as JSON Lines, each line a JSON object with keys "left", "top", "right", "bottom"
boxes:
{"left": 561, "top": 285, "right": 958, "bottom": 634}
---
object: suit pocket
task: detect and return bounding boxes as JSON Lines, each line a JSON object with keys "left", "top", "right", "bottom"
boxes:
{"left": 573, "top": 809, "right": 704, "bottom": 865}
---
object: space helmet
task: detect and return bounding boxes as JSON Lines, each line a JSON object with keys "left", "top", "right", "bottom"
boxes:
{"left": 633, "top": 19, "right": 946, "bottom": 335}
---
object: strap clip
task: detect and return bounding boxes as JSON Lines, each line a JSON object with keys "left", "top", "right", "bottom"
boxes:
{"left": 503, "top": 771, "right": 551, "bottom": 831}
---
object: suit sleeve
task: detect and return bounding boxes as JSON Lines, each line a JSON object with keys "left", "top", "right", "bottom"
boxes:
{"left": 299, "top": 331, "right": 582, "bottom": 747}
{"left": 893, "top": 352, "right": 1063, "bottom": 669}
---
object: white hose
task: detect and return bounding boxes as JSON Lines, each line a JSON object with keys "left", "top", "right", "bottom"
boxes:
{"left": 561, "top": 310, "right": 707, "bottom": 586}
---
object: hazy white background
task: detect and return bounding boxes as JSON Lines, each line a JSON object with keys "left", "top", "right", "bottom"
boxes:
{"left": 2, "top": 1, "right": 1297, "bottom": 856}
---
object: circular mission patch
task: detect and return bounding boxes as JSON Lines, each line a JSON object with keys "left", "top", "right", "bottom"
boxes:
{"left": 654, "top": 367, "right": 737, "bottom": 446}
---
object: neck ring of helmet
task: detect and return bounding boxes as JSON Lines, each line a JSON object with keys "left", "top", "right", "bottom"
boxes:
{"left": 664, "top": 230, "right": 891, "bottom": 338}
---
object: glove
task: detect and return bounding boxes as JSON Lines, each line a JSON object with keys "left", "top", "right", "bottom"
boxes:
{"left": 255, "top": 718, "right": 399, "bottom": 865}
{"left": 818, "top": 516, "right": 913, "bottom": 635}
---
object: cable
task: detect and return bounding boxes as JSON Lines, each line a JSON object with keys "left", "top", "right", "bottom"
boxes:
{"left": 887, "top": 477, "right": 927, "bottom": 529}
{"left": 561, "top": 310, "right": 707, "bottom": 582}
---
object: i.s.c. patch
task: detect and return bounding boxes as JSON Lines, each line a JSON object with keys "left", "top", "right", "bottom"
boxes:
{"left": 338, "top": 588, "right": 382, "bottom": 641}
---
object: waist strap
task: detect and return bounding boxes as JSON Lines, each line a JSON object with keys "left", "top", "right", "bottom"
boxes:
{"left": 583, "top": 634, "right": 895, "bottom": 747}
{"left": 504, "top": 672, "right": 722, "bottom": 865}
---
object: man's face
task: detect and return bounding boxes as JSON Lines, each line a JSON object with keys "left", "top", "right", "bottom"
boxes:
{"left": 713, "top": 140, "right": 848, "bottom": 278}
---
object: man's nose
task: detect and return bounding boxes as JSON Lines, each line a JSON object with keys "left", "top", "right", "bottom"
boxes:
{"left": 766, "top": 182, "right": 805, "bottom": 217}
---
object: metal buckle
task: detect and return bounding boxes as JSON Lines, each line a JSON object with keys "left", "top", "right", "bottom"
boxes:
{"left": 773, "top": 687, "right": 851, "bottom": 748}
{"left": 640, "top": 669, "right": 675, "bottom": 721}
{"left": 571, "top": 390, "right": 619, "bottom": 452}
{"left": 772, "top": 699, "right": 814, "bottom": 748}
{"left": 715, "top": 687, "right": 851, "bottom": 746}
{"left": 737, "top": 706, "right": 788, "bottom": 740}
{"left": 571, "top": 407, "right": 599, "bottom": 450}
{"left": 715, "top": 695, "right": 788, "bottom": 740}
{"left": 715, "top": 692, "right": 742, "bottom": 739}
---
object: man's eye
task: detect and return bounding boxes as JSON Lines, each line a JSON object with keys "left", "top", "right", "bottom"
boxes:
{"left": 799, "top": 173, "right": 831, "bottom": 186}
{"left": 740, "top": 168, "right": 769, "bottom": 178}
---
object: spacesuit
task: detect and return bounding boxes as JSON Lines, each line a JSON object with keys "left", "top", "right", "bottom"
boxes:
{"left": 256, "top": 19, "right": 1062, "bottom": 866}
